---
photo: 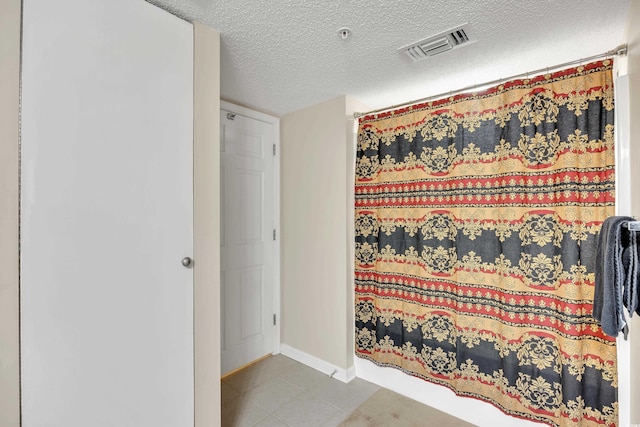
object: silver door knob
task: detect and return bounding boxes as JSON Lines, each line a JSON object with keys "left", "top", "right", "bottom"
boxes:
{"left": 181, "top": 257, "right": 193, "bottom": 268}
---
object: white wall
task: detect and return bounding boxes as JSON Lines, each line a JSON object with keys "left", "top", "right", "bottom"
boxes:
{"left": 0, "top": 0, "right": 21, "bottom": 425}
{"left": 623, "top": 2, "right": 640, "bottom": 423}
{"left": 280, "top": 96, "right": 368, "bottom": 379}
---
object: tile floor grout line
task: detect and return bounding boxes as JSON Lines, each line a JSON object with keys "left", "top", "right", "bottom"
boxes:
{"left": 222, "top": 354, "right": 380, "bottom": 427}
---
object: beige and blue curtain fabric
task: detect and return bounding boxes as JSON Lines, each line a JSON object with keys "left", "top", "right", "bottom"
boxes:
{"left": 354, "top": 60, "right": 617, "bottom": 426}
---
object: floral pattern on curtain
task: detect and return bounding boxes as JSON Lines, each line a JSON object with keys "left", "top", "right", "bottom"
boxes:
{"left": 354, "top": 60, "right": 616, "bottom": 427}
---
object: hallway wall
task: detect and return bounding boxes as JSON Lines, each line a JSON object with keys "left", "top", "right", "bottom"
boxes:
{"left": 280, "top": 96, "right": 368, "bottom": 378}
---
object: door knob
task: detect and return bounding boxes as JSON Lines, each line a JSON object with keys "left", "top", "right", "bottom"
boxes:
{"left": 181, "top": 257, "right": 193, "bottom": 268}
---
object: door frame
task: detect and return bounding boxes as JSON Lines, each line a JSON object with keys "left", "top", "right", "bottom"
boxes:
{"left": 0, "top": 0, "right": 21, "bottom": 425}
{"left": 220, "top": 100, "right": 281, "bottom": 356}
{"left": 194, "top": 23, "right": 221, "bottom": 427}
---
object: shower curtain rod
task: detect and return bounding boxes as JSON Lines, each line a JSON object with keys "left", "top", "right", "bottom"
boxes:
{"left": 353, "top": 44, "right": 628, "bottom": 119}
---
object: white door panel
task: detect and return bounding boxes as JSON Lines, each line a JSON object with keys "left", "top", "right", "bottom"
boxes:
{"left": 20, "top": 0, "right": 194, "bottom": 425}
{"left": 221, "top": 110, "right": 275, "bottom": 374}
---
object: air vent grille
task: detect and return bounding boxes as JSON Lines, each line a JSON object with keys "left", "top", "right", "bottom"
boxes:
{"left": 400, "top": 24, "right": 476, "bottom": 62}
{"left": 450, "top": 29, "right": 469, "bottom": 45}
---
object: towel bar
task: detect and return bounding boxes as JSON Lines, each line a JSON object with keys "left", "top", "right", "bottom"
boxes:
{"left": 624, "top": 221, "right": 640, "bottom": 231}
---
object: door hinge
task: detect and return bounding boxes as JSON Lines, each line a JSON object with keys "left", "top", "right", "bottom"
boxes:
{"left": 273, "top": 314, "right": 277, "bottom": 325}
{"left": 273, "top": 229, "right": 276, "bottom": 240}
{"left": 273, "top": 144, "right": 276, "bottom": 156}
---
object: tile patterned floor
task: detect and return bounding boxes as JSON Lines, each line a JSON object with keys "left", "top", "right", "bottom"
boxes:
{"left": 340, "top": 388, "right": 477, "bottom": 427}
{"left": 222, "top": 355, "right": 380, "bottom": 427}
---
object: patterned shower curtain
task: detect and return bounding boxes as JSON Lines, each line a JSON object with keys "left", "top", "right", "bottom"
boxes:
{"left": 354, "top": 60, "right": 616, "bottom": 427}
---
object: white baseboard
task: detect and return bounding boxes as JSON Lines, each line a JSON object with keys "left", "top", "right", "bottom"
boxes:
{"left": 354, "top": 357, "right": 540, "bottom": 427}
{"left": 279, "top": 344, "right": 356, "bottom": 383}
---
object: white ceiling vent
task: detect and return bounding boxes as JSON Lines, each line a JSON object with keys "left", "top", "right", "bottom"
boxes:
{"left": 400, "top": 24, "right": 477, "bottom": 62}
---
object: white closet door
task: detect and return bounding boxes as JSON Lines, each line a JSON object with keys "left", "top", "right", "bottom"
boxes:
{"left": 20, "top": 0, "right": 194, "bottom": 425}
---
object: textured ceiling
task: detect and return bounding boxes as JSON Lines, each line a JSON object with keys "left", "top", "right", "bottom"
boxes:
{"left": 148, "top": 0, "right": 630, "bottom": 117}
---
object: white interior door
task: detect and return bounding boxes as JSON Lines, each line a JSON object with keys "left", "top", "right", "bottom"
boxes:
{"left": 20, "top": 0, "right": 194, "bottom": 425}
{"left": 221, "top": 108, "right": 276, "bottom": 375}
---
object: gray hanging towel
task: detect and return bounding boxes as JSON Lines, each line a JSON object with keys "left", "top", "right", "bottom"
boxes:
{"left": 622, "top": 227, "right": 640, "bottom": 316}
{"left": 593, "top": 216, "right": 634, "bottom": 337}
